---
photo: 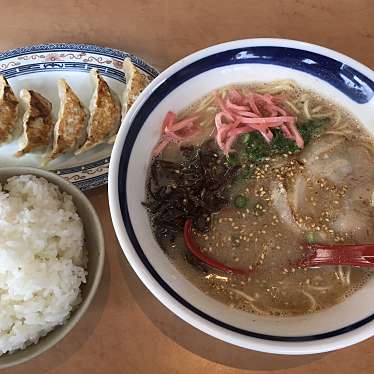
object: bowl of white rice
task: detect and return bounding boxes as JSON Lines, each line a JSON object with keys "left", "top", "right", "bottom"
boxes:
{"left": 0, "top": 167, "right": 104, "bottom": 368}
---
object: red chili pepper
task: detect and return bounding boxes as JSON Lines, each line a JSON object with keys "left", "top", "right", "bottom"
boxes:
{"left": 183, "top": 219, "right": 252, "bottom": 276}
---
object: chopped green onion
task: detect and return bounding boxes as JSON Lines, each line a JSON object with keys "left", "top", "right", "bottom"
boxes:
{"left": 227, "top": 153, "right": 239, "bottom": 166}
{"left": 241, "top": 118, "right": 330, "bottom": 163}
{"left": 306, "top": 232, "right": 316, "bottom": 244}
{"left": 240, "top": 167, "right": 252, "bottom": 179}
{"left": 242, "top": 133, "right": 251, "bottom": 145}
{"left": 234, "top": 167, "right": 253, "bottom": 183}
{"left": 254, "top": 202, "right": 264, "bottom": 216}
{"left": 234, "top": 195, "right": 247, "bottom": 209}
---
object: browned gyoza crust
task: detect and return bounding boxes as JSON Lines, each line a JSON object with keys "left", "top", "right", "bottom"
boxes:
{"left": 0, "top": 75, "right": 19, "bottom": 144}
{"left": 50, "top": 79, "right": 88, "bottom": 160}
{"left": 15, "top": 89, "right": 53, "bottom": 157}
{"left": 122, "top": 58, "right": 150, "bottom": 115}
{"left": 76, "top": 69, "right": 121, "bottom": 154}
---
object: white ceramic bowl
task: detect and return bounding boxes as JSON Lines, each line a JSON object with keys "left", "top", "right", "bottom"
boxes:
{"left": 109, "top": 39, "right": 374, "bottom": 355}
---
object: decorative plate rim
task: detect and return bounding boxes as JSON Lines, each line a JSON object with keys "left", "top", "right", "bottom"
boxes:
{"left": 0, "top": 42, "right": 159, "bottom": 191}
{"left": 0, "top": 42, "right": 159, "bottom": 75}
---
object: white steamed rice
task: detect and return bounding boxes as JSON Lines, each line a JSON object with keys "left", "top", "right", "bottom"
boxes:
{"left": 0, "top": 175, "right": 86, "bottom": 355}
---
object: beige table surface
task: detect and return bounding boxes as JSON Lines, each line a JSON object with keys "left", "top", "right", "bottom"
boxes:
{"left": 1, "top": 0, "right": 374, "bottom": 373}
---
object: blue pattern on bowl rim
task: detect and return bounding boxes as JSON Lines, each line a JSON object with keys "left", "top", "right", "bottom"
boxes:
{"left": 117, "top": 45, "right": 374, "bottom": 342}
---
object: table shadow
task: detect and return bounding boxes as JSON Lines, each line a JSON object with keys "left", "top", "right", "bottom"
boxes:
{"left": 117, "top": 251, "right": 327, "bottom": 371}
{"left": 7, "top": 257, "right": 111, "bottom": 374}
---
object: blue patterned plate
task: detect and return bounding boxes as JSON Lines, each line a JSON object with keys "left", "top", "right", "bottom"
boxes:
{"left": 0, "top": 43, "right": 158, "bottom": 190}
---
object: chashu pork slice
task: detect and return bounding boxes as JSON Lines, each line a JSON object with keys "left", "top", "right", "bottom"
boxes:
{"left": 0, "top": 75, "right": 19, "bottom": 144}
{"left": 76, "top": 68, "right": 121, "bottom": 154}
{"left": 15, "top": 89, "right": 53, "bottom": 157}
{"left": 49, "top": 79, "right": 88, "bottom": 160}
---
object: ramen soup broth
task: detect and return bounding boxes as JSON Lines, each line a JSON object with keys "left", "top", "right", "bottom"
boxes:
{"left": 145, "top": 80, "right": 374, "bottom": 316}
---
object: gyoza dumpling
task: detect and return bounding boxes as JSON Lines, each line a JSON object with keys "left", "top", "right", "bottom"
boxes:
{"left": 15, "top": 89, "right": 53, "bottom": 157}
{"left": 121, "top": 57, "right": 150, "bottom": 115}
{"left": 49, "top": 79, "right": 88, "bottom": 160}
{"left": 0, "top": 75, "right": 19, "bottom": 144}
{"left": 76, "top": 69, "right": 121, "bottom": 154}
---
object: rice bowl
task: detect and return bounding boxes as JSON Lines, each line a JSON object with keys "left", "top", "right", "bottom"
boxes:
{"left": 0, "top": 167, "right": 104, "bottom": 368}
{"left": 0, "top": 175, "right": 86, "bottom": 354}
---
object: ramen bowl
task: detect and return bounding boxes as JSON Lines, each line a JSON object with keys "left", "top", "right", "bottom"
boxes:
{"left": 109, "top": 38, "right": 374, "bottom": 354}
